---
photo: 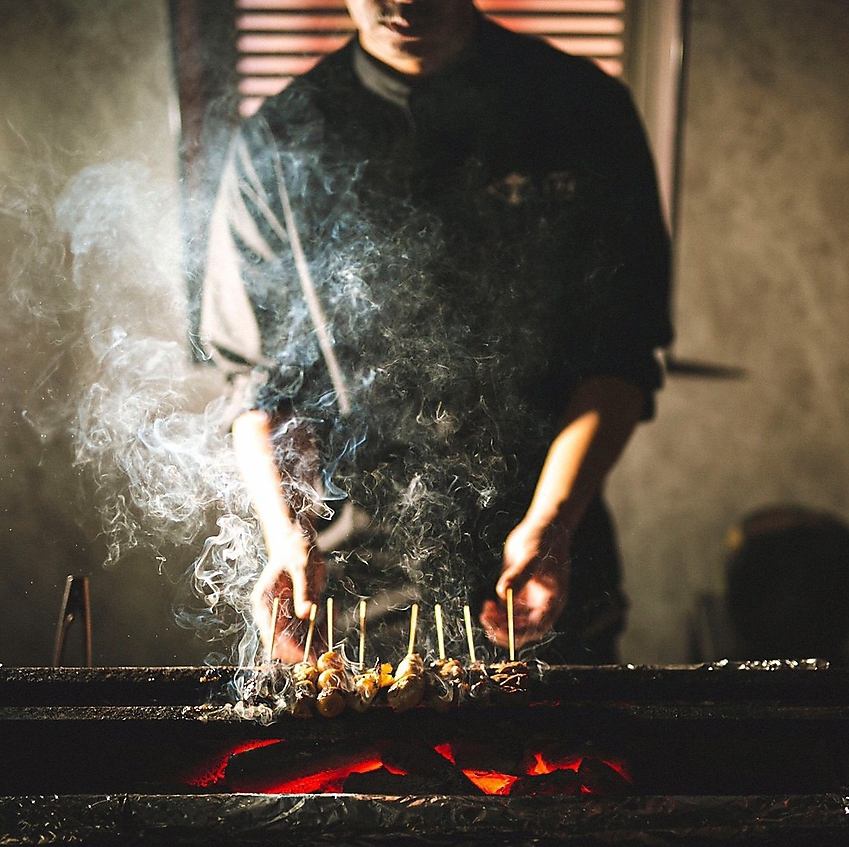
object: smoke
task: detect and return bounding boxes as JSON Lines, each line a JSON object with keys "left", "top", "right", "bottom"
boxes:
{"left": 0, "top": 148, "right": 255, "bottom": 668}
{"left": 45, "top": 161, "right": 275, "bottom": 668}
{"left": 7, "top": 109, "right": 582, "bottom": 676}
{"left": 188, "top": 112, "right": 583, "bottom": 667}
{"left": 25, "top": 129, "right": 555, "bottom": 672}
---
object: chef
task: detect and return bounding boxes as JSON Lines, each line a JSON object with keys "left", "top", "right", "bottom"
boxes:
{"left": 202, "top": 0, "right": 672, "bottom": 662}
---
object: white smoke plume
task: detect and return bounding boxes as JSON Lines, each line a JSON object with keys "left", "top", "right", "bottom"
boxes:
{"left": 47, "top": 161, "right": 275, "bottom": 668}
{"left": 8, "top": 109, "right": 574, "bottom": 676}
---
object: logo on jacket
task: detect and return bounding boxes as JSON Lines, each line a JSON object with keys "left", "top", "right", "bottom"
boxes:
{"left": 487, "top": 171, "right": 577, "bottom": 207}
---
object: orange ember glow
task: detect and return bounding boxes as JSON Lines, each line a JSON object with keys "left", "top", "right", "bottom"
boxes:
{"left": 184, "top": 738, "right": 631, "bottom": 796}
{"left": 433, "top": 743, "right": 456, "bottom": 764}
{"left": 184, "top": 739, "right": 282, "bottom": 788}
{"left": 530, "top": 751, "right": 632, "bottom": 784}
{"left": 262, "top": 756, "right": 403, "bottom": 794}
{"left": 461, "top": 769, "right": 519, "bottom": 795}
{"left": 529, "top": 751, "right": 583, "bottom": 775}
{"left": 434, "top": 744, "right": 632, "bottom": 796}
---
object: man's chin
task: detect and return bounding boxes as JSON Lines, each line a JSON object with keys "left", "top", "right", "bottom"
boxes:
{"left": 382, "top": 32, "right": 434, "bottom": 57}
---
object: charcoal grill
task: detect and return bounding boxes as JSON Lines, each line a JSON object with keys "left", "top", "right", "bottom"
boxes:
{"left": 2, "top": 662, "right": 849, "bottom": 845}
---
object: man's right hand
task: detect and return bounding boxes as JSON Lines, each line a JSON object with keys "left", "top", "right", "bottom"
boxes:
{"left": 251, "top": 530, "right": 326, "bottom": 662}
{"left": 231, "top": 408, "right": 328, "bottom": 661}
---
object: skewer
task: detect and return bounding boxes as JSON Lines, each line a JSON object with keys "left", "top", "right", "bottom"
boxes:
{"left": 507, "top": 587, "right": 515, "bottom": 661}
{"left": 265, "top": 596, "right": 280, "bottom": 663}
{"left": 434, "top": 603, "right": 446, "bottom": 660}
{"left": 359, "top": 599, "right": 367, "bottom": 669}
{"left": 463, "top": 604, "right": 477, "bottom": 664}
{"left": 407, "top": 603, "right": 419, "bottom": 656}
{"left": 303, "top": 602, "right": 317, "bottom": 661}
{"left": 327, "top": 597, "right": 334, "bottom": 651}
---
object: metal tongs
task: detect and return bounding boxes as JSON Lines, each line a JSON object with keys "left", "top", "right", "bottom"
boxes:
{"left": 52, "top": 575, "right": 92, "bottom": 667}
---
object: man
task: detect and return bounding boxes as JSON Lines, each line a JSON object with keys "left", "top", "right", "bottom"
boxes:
{"left": 202, "top": 0, "right": 672, "bottom": 662}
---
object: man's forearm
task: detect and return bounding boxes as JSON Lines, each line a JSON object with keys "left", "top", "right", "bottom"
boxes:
{"left": 231, "top": 409, "right": 305, "bottom": 550}
{"left": 233, "top": 409, "right": 324, "bottom": 624}
{"left": 490, "top": 375, "right": 644, "bottom": 622}
{"left": 524, "top": 376, "right": 646, "bottom": 531}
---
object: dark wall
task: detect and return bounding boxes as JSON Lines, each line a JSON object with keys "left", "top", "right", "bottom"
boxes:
{"left": 0, "top": 0, "right": 219, "bottom": 666}
{"left": 610, "top": 0, "right": 849, "bottom": 660}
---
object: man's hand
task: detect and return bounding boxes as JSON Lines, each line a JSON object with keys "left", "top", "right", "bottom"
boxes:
{"left": 251, "top": 530, "right": 326, "bottom": 662}
{"left": 232, "top": 408, "right": 328, "bottom": 661}
{"left": 480, "top": 518, "right": 571, "bottom": 649}
{"left": 480, "top": 377, "right": 645, "bottom": 650}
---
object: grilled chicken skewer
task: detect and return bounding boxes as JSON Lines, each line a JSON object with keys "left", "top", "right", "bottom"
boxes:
{"left": 245, "top": 599, "right": 534, "bottom": 718}
{"left": 316, "top": 629, "right": 349, "bottom": 719}
{"left": 387, "top": 607, "right": 425, "bottom": 712}
{"left": 289, "top": 603, "right": 319, "bottom": 718}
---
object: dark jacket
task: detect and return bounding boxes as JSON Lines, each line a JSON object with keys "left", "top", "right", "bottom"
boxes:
{"left": 201, "top": 20, "right": 672, "bottom": 638}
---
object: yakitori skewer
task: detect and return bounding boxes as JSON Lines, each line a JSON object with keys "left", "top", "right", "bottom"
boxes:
{"left": 291, "top": 602, "right": 319, "bottom": 718}
{"left": 350, "top": 598, "right": 379, "bottom": 712}
{"left": 407, "top": 603, "right": 419, "bottom": 656}
{"left": 317, "top": 596, "right": 343, "bottom": 675}
{"left": 434, "top": 603, "right": 446, "bottom": 661}
{"left": 265, "top": 596, "right": 280, "bottom": 663}
{"left": 492, "top": 589, "right": 530, "bottom": 698}
{"left": 303, "top": 602, "right": 318, "bottom": 661}
{"left": 431, "top": 603, "right": 463, "bottom": 684}
{"left": 463, "top": 604, "right": 477, "bottom": 664}
{"left": 387, "top": 603, "right": 425, "bottom": 712}
{"left": 463, "top": 603, "right": 493, "bottom": 700}
{"left": 423, "top": 602, "right": 455, "bottom": 712}
{"left": 507, "top": 587, "right": 515, "bottom": 661}
{"left": 358, "top": 599, "right": 367, "bottom": 670}
{"left": 315, "top": 598, "right": 348, "bottom": 718}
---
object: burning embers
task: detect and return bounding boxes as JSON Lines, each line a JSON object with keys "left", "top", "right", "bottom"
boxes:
{"left": 187, "top": 598, "right": 634, "bottom": 797}
{"left": 429, "top": 741, "right": 632, "bottom": 797}
{"left": 184, "top": 599, "right": 633, "bottom": 798}
{"left": 191, "top": 736, "right": 632, "bottom": 797}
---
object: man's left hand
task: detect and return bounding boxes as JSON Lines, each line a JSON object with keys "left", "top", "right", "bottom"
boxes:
{"left": 480, "top": 518, "right": 571, "bottom": 648}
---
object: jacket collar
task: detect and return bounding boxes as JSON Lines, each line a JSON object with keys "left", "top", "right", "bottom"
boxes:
{"left": 351, "top": 14, "right": 486, "bottom": 109}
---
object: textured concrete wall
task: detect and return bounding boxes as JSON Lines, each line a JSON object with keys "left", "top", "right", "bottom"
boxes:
{"left": 610, "top": 0, "right": 849, "bottom": 661}
{"left": 0, "top": 1, "right": 215, "bottom": 665}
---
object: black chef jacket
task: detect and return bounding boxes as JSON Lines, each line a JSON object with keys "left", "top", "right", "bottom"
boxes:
{"left": 202, "top": 17, "right": 673, "bottom": 661}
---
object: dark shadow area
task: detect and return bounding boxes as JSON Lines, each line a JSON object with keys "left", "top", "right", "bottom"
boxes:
{"left": 690, "top": 505, "right": 849, "bottom": 663}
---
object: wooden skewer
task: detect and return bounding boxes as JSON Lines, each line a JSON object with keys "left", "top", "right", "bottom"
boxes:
{"left": 507, "top": 588, "right": 515, "bottom": 661}
{"left": 303, "top": 602, "right": 317, "bottom": 661}
{"left": 407, "top": 603, "right": 419, "bottom": 656}
{"left": 434, "top": 603, "right": 446, "bottom": 660}
{"left": 359, "top": 599, "right": 367, "bottom": 669}
{"left": 327, "top": 597, "right": 334, "bottom": 651}
{"left": 265, "top": 596, "right": 280, "bottom": 663}
{"left": 463, "top": 604, "right": 477, "bottom": 664}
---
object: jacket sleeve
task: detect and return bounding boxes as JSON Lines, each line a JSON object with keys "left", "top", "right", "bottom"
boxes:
{"left": 200, "top": 125, "right": 295, "bottom": 417}
{"left": 574, "top": 80, "right": 674, "bottom": 419}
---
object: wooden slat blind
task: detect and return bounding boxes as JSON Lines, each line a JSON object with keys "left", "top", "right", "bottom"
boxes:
{"left": 235, "top": 0, "right": 627, "bottom": 117}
